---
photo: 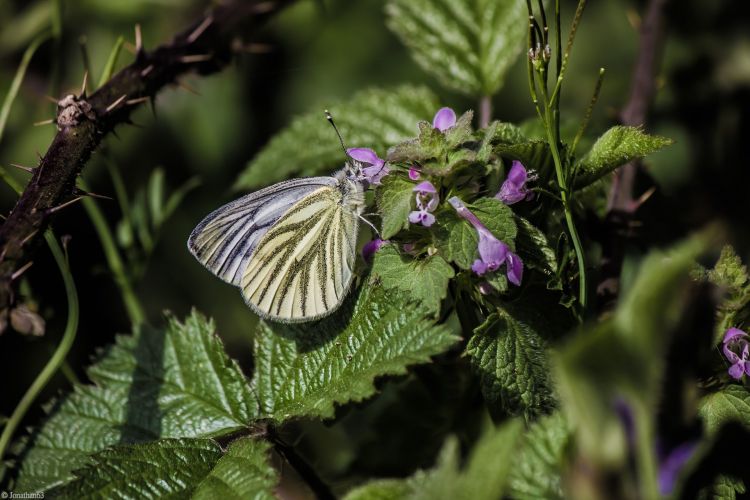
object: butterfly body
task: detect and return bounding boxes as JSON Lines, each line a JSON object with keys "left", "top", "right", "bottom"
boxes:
{"left": 188, "top": 166, "right": 366, "bottom": 323}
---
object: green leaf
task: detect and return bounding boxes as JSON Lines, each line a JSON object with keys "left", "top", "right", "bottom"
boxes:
{"left": 435, "top": 197, "right": 517, "bottom": 270}
{"left": 14, "top": 312, "right": 257, "bottom": 492}
{"left": 236, "top": 85, "right": 438, "bottom": 190}
{"left": 698, "top": 245, "right": 750, "bottom": 343}
{"left": 344, "top": 420, "right": 524, "bottom": 500}
{"left": 574, "top": 126, "right": 673, "bottom": 188}
{"left": 514, "top": 215, "right": 558, "bottom": 277}
{"left": 48, "top": 437, "right": 277, "bottom": 499}
{"left": 371, "top": 245, "right": 455, "bottom": 315}
{"left": 385, "top": 0, "right": 526, "bottom": 96}
{"left": 508, "top": 412, "right": 570, "bottom": 500}
{"left": 466, "top": 309, "right": 555, "bottom": 418}
{"left": 252, "top": 284, "right": 459, "bottom": 422}
{"left": 699, "top": 385, "right": 750, "bottom": 435}
{"left": 378, "top": 175, "right": 416, "bottom": 239}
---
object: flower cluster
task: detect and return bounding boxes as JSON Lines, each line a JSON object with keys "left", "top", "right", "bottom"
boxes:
{"left": 448, "top": 196, "right": 523, "bottom": 286}
{"left": 722, "top": 327, "right": 750, "bottom": 379}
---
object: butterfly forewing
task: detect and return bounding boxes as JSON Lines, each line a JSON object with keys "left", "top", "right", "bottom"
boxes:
{"left": 188, "top": 177, "right": 337, "bottom": 285}
{"left": 240, "top": 183, "right": 360, "bottom": 322}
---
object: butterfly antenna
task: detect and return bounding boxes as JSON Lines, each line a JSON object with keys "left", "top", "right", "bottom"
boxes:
{"left": 325, "top": 109, "right": 349, "bottom": 157}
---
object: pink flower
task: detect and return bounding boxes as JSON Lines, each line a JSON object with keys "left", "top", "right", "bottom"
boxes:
{"left": 432, "top": 107, "right": 456, "bottom": 132}
{"left": 408, "top": 181, "right": 439, "bottom": 227}
{"left": 347, "top": 147, "right": 390, "bottom": 185}
{"left": 496, "top": 160, "right": 534, "bottom": 205}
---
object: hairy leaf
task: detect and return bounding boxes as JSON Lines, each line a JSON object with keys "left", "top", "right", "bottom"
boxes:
{"left": 386, "top": 0, "right": 526, "bottom": 96}
{"left": 698, "top": 245, "right": 750, "bottom": 343}
{"left": 48, "top": 437, "right": 276, "bottom": 499}
{"left": 236, "top": 86, "right": 438, "bottom": 190}
{"left": 700, "top": 385, "right": 750, "bottom": 434}
{"left": 508, "top": 412, "right": 570, "bottom": 500}
{"left": 378, "top": 175, "right": 416, "bottom": 239}
{"left": 435, "top": 197, "right": 517, "bottom": 270}
{"left": 252, "top": 284, "right": 459, "bottom": 422}
{"left": 574, "top": 126, "right": 673, "bottom": 188}
{"left": 466, "top": 309, "right": 555, "bottom": 418}
{"left": 371, "top": 245, "right": 455, "bottom": 315}
{"left": 14, "top": 312, "right": 257, "bottom": 492}
{"left": 514, "top": 215, "right": 558, "bottom": 277}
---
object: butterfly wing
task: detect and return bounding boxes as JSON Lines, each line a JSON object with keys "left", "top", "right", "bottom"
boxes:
{"left": 188, "top": 177, "right": 338, "bottom": 286}
{"left": 240, "top": 182, "right": 362, "bottom": 322}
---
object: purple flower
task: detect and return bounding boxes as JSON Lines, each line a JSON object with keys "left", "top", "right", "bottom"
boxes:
{"left": 408, "top": 166, "right": 421, "bottom": 180}
{"left": 347, "top": 147, "right": 390, "bottom": 185}
{"left": 448, "top": 196, "right": 523, "bottom": 286}
{"left": 409, "top": 181, "right": 439, "bottom": 227}
{"left": 658, "top": 442, "right": 698, "bottom": 495}
{"left": 403, "top": 243, "right": 417, "bottom": 255}
{"left": 722, "top": 327, "right": 750, "bottom": 379}
{"left": 362, "top": 238, "right": 388, "bottom": 262}
{"left": 432, "top": 107, "right": 456, "bottom": 132}
{"left": 496, "top": 160, "right": 534, "bottom": 205}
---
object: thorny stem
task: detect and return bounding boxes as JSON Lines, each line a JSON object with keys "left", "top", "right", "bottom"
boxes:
{"left": 0, "top": 0, "right": 294, "bottom": 321}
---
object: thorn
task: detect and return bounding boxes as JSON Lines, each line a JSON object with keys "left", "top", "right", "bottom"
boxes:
{"left": 11, "top": 261, "right": 33, "bottom": 282}
{"left": 9, "top": 163, "right": 34, "bottom": 173}
{"left": 135, "top": 23, "right": 143, "bottom": 54}
{"left": 80, "top": 70, "right": 89, "bottom": 97}
{"left": 33, "top": 118, "right": 55, "bottom": 127}
{"left": 42, "top": 94, "right": 59, "bottom": 104}
{"left": 46, "top": 196, "right": 84, "bottom": 215}
{"left": 176, "top": 80, "right": 200, "bottom": 95}
{"left": 140, "top": 64, "right": 154, "bottom": 77}
{"left": 179, "top": 54, "right": 213, "bottom": 64}
{"left": 629, "top": 186, "right": 656, "bottom": 212}
{"left": 126, "top": 96, "right": 150, "bottom": 106}
{"left": 36, "top": 151, "right": 44, "bottom": 161}
{"left": 105, "top": 94, "right": 128, "bottom": 113}
{"left": 187, "top": 15, "right": 213, "bottom": 43}
{"left": 123, "top": 41, "right": 137, "bottom": 54}
{"left": 232, "top": 40, "right": 273, "bottom": 54}
{"left": 74, "top": 188, "right": 113, "bottom": 201}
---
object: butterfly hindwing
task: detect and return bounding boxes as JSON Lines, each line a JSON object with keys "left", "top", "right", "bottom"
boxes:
{"left": 187, "top": 177, "right": 338, "bottom": 286}
{"left": 241, "top": 183, "right": 360, "bottom": 322}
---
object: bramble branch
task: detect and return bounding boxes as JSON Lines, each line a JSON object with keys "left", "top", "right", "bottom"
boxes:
{"left": 0, "top": 0, "right": 293, "bottom": 326}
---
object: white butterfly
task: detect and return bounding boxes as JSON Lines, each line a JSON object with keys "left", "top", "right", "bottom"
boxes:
{"left": 188, "top": 154, "right": 375, "bottom": 323}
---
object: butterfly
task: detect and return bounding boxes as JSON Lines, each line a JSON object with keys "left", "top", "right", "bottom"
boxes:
{"left": 188, "top": 113, "right": 378, "bottom": 323}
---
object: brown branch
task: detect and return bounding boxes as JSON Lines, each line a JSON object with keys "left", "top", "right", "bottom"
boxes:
{"left": 607, "top": 0, "right": 669, "bottom": 212}
{"left": 0, "top": 0, "right": 293, "bottom": 324}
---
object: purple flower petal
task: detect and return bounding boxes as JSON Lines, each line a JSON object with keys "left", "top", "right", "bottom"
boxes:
{"left": 362, "top": 238, "right": 388, "bottom": 262}
{"left": 421, "top": 212, "right": 435, "bottom": 227}
{"left": 477, "top": 229, "right": 508, "bottom": 272}
{"left": 506, "top": 251, "right": 523, "bottom": 286}
{"left": 408, "top": 211, "right": 423, "bottom": 224}
{"left": 403, "top": 243, "right": 417, "bottom": 254}
{"left": 658, "top": 442, "right": 698, "bottom": 495}
{"left": 724, "top": 327, "right": 747, "bottom": 343}
{"left": 507, "top": 160, "right": 528, "bottom": 185}
{"left": 729, "top": 362, "right": 745, "bottom": 380}
{"left": 347, "top": 147, "right": 384, "bottom": 167}
{"left": 362, "top": 163, "right": 390, "bottom": 185}
{"left": 413, "top": 181, "right": 437, "bottom": 194}
{"left": 472, "top": 259, "right": 488, "bottom": 276}
{"left": 432, "top": 107, "right": 456, "bottom": 131}
{"left": 408, "top": 166, "right": 421, "bottom": 180}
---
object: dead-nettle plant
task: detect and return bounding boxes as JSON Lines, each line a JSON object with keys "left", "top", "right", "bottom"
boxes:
{"left": 14, "top": 0, "right": 748, "bottom": 499}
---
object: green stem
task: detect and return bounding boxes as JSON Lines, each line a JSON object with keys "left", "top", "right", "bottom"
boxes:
{"left": 0, "top": 231, "right": 78, "bottom": 465}
{"left": 79, "top": 179, "right": 146, "bottom": 326}
{"left": 634, "top": 403, "right": 659, "bottom": 499}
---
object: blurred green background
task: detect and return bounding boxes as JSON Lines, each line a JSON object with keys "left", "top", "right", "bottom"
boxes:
{"left": 0, "top": 0, "right": 748, "bottom": 485}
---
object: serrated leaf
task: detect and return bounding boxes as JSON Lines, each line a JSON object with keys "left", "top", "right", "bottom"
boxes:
{"left": 435, "top": 197, "right": 516, "bottom": 270}
{"left": 236, "top": 86, "right": 438, "bottom": 190}
{"left": 378, "top": 175, "right": 416, "bottom": 239}
{"left": 700, "top": 245, "right": 750, "bottom": 343}
{"left": 14, "top": 311, "right": 257, "bottom": 492}
{"left": 514, "top": 215, "right": 558, "bottom": 277}
{"left": 466, "top": 310, "right": 555, "bottom": 418}
{"left": 48, "top": 437, "right": 277, "bottom": 500}
{"left": 508, "top": 412, "right": 570, "bottom": 500}
{"left": 344, "top": 420, "right": 524, "bottom": 500}
{"left": 699, "top": 385, "right": 750, "bottom": 435}
{"left": 371, "top": 245, "right": 455, "bottom": 315}
{"left": 493, "top": 140, "right": 553, "bottom": 178}
{"left": 252, "top": 284, "right": 459, "bottom": 422}
{"left": 386, "top": 0, "right": 526, "bottom": 96}
{"left": 574, "top": 126, "right": 673, "bottom": 188}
